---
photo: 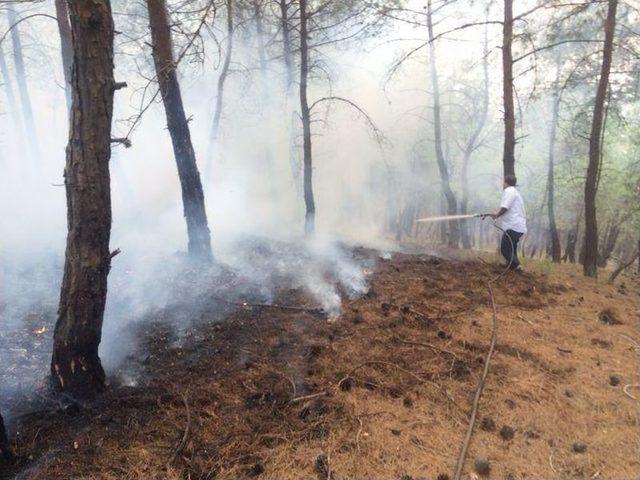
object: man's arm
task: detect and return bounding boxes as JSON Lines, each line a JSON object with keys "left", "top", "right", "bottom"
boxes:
{"left": 488, "top": 207, "right": 507, "bottom": 219}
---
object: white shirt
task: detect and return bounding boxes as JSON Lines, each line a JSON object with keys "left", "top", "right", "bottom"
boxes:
{"left": 500, "top": 186, "right": 527, "bottom": 234}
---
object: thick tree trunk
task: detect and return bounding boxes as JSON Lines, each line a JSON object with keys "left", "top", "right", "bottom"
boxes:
{"left": 51, "top": 0, "right": 116, "bottom": 397}
{"left": 583, "top": 0, "right": 618, "bottom": 277}
{"left": 547, "top": 64, "right": 562, "bottom": 262}
{"left": 54, "top": 0, "right": 74, "bottom": 112}
{"left": 207, "top": 0, "right": 233, "bottom": 161}
{"left": 148, "top": 0, "right": 213, "bottom": 261}
{"left": 502, "top": 0, "right": 515, "bottom": 177}
{"left": 427, "top": 0, "right": 458, "bottom": 247}
{"left": 6, "top": 5, "right": 40, "bottom": 159}
{"left": 299, "top": 0, "right": 315, "bottom": 235}
{"left": 0, "top": 411, "right": 15, "bottom": 464}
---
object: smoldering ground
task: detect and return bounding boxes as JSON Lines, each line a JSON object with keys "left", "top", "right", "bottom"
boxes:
{"left": 0, "top": 0, "right": 558, "bottom": 424}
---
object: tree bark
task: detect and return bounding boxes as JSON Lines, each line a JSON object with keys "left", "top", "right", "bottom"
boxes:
{"left": 502, "top": 0, "right": 515, "bottom": 177}
{"left": 54, "top": 0, "right": 74, "bottom": 112}
{"left": 547, "top": 62, "right": 562, "bottom": 262}
{"left": 0, "top": 411, "right": 15, "bottom": 464}
{"left": 427, "top": 0, "right": 459, "bottom": 247}
{"left": 583, "top": 0, "right": 618, "bottom": 277}
{"left": 6, "top": 4, "right": 40, "bottom": 159}
{"left": 206, "top": 0, "right": 233, "bottom": 168}
{"left": 299, "top": 0, "right": 315, "bottom": 235}
{"left": 51, "top": 0, "right": 116, "bottom": 397}
{"left": 147, "top": 0, "right": 213, "bottom": 261}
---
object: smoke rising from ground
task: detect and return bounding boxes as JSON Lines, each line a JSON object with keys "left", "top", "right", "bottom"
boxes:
{"left": 0, "top": 0, "right": 564, "bottom": 414}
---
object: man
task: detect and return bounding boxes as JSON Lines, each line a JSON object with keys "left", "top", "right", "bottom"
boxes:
{"left": 486, "top": 174, "right": 527, "bottom": 271}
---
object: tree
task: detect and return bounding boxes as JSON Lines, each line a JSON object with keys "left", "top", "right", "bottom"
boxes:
{"left": 426, "top": 0, "right": 459, "bottom": 247}
{"left": 51, "top": 0, "right": 117, "bottom": 397}
{"left": 546, "top": 59, "right": 562, "bottom": 262}
{"left": 299, "top": 0, "right": 315, "bottom": 235}
{"left": 6, "top": 4, "right": 40, "bottom": 160}
{"left": 206, "top": 0, "right": 234, "bottom": 167}
{"left": 501, "top": 0, "right": 515, "bottom": 177}
{"left": 147, "top": 0, "right": 213, "bottom": 261}
{"left": 583, "top": 0, "right": 618, "bottom": 277}
{"left": 0, "top": 411, "right": 15, "bottom": 464}
{"left": 54, "top": 0, "right": 73, "bottom": 112}
{"left": 0, "top": 43, "right": 22, "bottom": 140}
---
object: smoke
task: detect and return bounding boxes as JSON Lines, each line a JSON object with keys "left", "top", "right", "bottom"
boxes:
{"left": 0, "top": 0, "right": 569, "bottom": 416}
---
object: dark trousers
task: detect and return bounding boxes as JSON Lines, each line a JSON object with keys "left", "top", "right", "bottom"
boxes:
{"left": 501, "top": 229, "right": 523, "bottom": 269}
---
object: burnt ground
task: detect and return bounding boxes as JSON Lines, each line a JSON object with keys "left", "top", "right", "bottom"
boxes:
{"left": 1, "top": 246, "right": 639, "bottom": 479}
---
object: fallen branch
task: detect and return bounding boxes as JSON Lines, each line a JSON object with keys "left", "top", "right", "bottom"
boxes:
{"left": 210, "top": 295, "right": 327, "bottom": 317}
{"left": 608, "top": 250, "right": 639, "bottom": 284}
{"left": 623, "top": 384, "right": 639, "bottom": 400}
{"left": 453, "top": 283, "right": 498, "bottom": 480}
{"left": 166, "top": 394, "right": 191, "bottom": 467}
{"left": 290, "top": 392, "right": 329, "bottom": 404}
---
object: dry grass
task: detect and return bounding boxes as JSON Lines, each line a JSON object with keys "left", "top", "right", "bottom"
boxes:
{"left": 3, "top": 249, "right": 639, "bottom": 480}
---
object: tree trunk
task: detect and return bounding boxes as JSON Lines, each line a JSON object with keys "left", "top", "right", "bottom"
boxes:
{"left": 502, "top": 0, "right": 515, "bottom": 177}
{"left": 427, "top": 0, "right": 458, "bottom": 247}
{"left": 547, "top": 62, "right": 562, "bottom": 262}
{"left": 299, "top": 0, "right": 315, "bottom": 235}
{"left": 0, "top": 44, "right": 24, "bottom": 147}
{"left": 279, "top": 0, "right": 301, "bottom": 193}
{"left": 254, "top": 0, "right": 276, "bottom": 197}
{"left": 207, "top": 0, "right": 233, "bottom": 165}
{"left": 583, "top": 0, "right": 618, "bottom": 277}
{"left": 148, "top": 0, "right": 213, "bottom": 261}
{"left": 55, "top": 0, "right": 74, "bottom": 112}
{"left": 598, "top": 218, "right": 622, "bottom": 267}
{"left": 460, "top": 19, "right": 490, "bottom": 249}
{"left": 608, "top": 249, "right": 639, "bottom": 284}
{"left": 51, "top": 0, "right": 116, "bottom": 397}
{"left": 6, "top": 4, "right": 40, "bottom": 160}
{"left": 0, "top": 46, "right": 20, "bottom": 127}
{"left": 0, "top": 411, "right": 15, "bottom": 464}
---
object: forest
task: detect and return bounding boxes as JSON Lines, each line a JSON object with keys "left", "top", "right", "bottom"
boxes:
{"left": 0, "top": 0, "right": 639, "bottom": 478}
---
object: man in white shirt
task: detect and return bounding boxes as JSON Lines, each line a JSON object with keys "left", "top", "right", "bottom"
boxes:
{"left": 486, "top": 174, "right": 527, "bottom": 271}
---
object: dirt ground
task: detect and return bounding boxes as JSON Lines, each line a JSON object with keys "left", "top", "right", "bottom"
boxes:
{"left": 2, "top": 246, "right": 639, "bottom": 480}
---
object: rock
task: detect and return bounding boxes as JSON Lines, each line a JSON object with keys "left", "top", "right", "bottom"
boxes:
{"left": 598, "top": 308, "right": 622, "bottom": 325}
{"left": 500, "top": 425, "right": 514, "bottom": 441}
{"left": 572, "top": 442, "right": 587, "bottom": 453}
{"left": 436, "top": 474, "right": 450, "bottom": 480}
{"left": 403, "top": 396, "right": 413, "bottom": 408}
{"left": 248, "top": 462, "right": 264, "bottom": 477}
{"left": 609, "top": 375, "right": 620, "bottom": 386}
{"left": 480, "top": 416, "right": 496, "bottom": 432}
{"left": 315, "top": 453, "right": 331, "bottom": 480}
{"left": 474, "top": 457, "right": 491, "bottom": 476}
